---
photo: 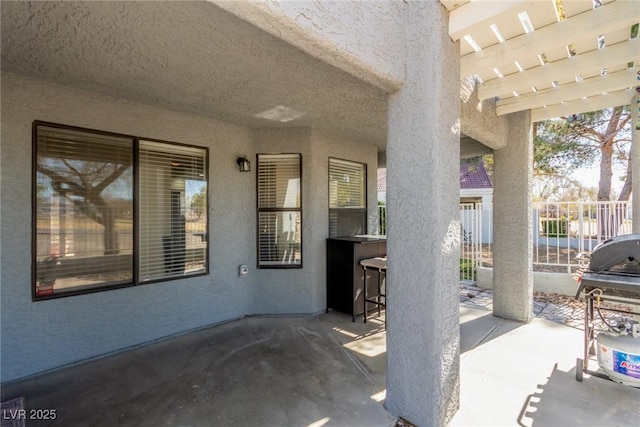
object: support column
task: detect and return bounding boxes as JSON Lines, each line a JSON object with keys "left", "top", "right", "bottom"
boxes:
{"left": 632, "top": 94, "right": 640, "bottom": 233}
{"left": 492, "top": 111, "right": 534, "bottom": 322}
{"left": 385, "top": 2, "right": 460, "bottom": 426}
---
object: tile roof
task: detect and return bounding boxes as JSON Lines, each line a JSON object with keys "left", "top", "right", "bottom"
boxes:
{"left": 460, "top": 162, "right": 493, "bottom": 190}
{"left": 377, "top": 163, "right": 493, "bottom": 192}
{"left": 377, "top": 168, "right": 387, "bottom": 192}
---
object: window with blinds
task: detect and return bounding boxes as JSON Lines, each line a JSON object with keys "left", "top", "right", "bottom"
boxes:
{"left": 328, "top": 158, "right": 367, "bottom": 238}
{"left": 33, "top": 123, "right": 208, "bottom": 299}
{"left": 257, "top": 154, "right": 302, "bottom": 268}
{"left": 139, "top": 141, "right": 207, "bottom": 282}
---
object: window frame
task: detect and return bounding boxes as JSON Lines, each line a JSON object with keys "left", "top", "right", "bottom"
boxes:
{"left": 255, "top": 153, "right": 303, "bottom": 269}
{"left": 32, "top": 121, "right": 209, "bottom": 301}
{"left": 328, "top": 157, "right": 368, "bottom": 238}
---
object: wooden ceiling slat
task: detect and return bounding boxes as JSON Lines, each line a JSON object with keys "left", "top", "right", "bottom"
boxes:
{"left": 440, "top": 0, "right": 470, "bottom": 12}
{"left": 561, "top": 0, "right": 596, "bottom": 19}
{"left": 521, "top": 1, "right": 559, "bottom": 30}
{"left": 449, "top": 0, "right": 528, "bottom": 41}
{"left": 477, "top": 37, "right": 640, "bottom": 100}
{"left": 540, "top": 45, "right": 572, "bottom": 64}
{"left": 531, "top": 88, "right": 635, "bottom": 121}
{"left": 443, "top": 0, "right": 637, "bottom": 117}
{"left": 604, "top": 26, "right": 636, "bottom": 46}
{"left": 497, "top": 67, "right": 638, "bottom": 115}
{"left": 461, "top": 1, "right": 638, "bottom": 78}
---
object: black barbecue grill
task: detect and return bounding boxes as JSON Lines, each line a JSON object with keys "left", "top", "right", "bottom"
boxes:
{"left": 576, "top": 234, "right": 640, "bottom": 298}
{"left": 574, "top": 234, "right": 640, "bottom": 385}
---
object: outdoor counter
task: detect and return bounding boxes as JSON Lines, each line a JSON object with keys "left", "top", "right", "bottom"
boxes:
{"left": 326, "top": 236, "right": 386, "bottom": 321}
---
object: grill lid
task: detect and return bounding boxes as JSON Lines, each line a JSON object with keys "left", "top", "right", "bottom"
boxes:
{"left": 588, "top": 234, "right": 640, "bottom": 274}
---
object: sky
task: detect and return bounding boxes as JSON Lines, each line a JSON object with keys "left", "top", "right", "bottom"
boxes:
{"left": 572, "top": 165, "right": 626, "bottom": 194}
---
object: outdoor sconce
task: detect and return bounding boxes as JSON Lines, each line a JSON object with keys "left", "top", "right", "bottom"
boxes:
{"left": 236, "top": 156, "right": 251, "bottom": 173}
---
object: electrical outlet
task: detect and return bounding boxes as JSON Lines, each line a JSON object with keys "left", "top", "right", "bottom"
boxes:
{"left": 239, "top": 264, "right": 248, "bottom": 278}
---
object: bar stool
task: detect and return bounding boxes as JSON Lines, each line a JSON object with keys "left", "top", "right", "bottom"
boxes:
{"left": 360, "top": 257, "right": 387, "bottom": 323}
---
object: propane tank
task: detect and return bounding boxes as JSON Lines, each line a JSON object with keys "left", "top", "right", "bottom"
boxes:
{"left": 596, "top": 319, "right": 640, "bottom": 388}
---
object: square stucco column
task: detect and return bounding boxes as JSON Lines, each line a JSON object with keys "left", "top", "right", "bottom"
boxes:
{"left": 385, "top": 3, "right": 460, "bottom": 426}
{"left": 492, "top": 111, "right": 534, "bottom": 322}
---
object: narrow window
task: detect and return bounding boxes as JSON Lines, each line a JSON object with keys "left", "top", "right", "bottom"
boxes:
{"left": 328, "top": 158, "right": 367, "bottom": 237}
{"left": 138, "top": 140, "right": 207, "bottom": 282}
{"left": 257, "top": 154, "right": 302, "bottom": 268}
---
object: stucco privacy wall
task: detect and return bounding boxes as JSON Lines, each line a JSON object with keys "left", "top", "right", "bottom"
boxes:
{"left": 214, "top": 0, "right": 406, "bottom": 93}
{"left": 251, "top": 128, "right": 379, "bottom": 315}
{"left": 477, "top": 267, "right": 579, "bottom": 296}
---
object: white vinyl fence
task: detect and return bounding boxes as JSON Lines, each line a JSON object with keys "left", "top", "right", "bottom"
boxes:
{"left": 378, "top": 200, "right": 633, "bottom": 281}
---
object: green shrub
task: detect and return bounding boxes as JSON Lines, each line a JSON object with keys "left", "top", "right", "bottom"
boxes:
{"left": 460, "top": 258, "right": 475, "bottom": 280}
{"left": 541, "top": 218, "right": 568, "bottom": 238}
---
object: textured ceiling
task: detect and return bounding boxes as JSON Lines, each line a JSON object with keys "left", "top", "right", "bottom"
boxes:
{"left": 1, "top": 1, "right": 389, "bottom": 146}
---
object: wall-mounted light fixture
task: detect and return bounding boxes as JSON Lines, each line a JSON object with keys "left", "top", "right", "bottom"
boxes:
{"left": 236, "top": 156, "right": 251, "bottom": 173}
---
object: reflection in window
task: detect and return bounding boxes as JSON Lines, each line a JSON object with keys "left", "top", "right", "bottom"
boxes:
{"left": 35, "top": 126, "right": 133, "bottom": 296}
{"left": 139, "top": 141, "right": 207, "bottom": 281}
{"left": 328, "top": 158, "right": 367, "bottom": 237}
{"left": 257, "top": 154, "right": 302, "bottom": 267}
{"left": 34, "top": 123, "right": 208, "bottom": 299}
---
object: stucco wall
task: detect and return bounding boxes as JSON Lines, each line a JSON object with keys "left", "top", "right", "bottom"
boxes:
{"left": 252, "top": 128, "right": 314, "bottom": 315}
{"left": 310, "top": 130, "right": 380, "bottom": 312}
{"left": 0, "top": 73, "right": 379, "bottom": 382}
{"left": 0, "top": 72, "right": 255, "bottom": 382}
{"left": 251, "top": 128, "right": 379, "bottom": 314}
{"left": 460, "top": 77, "right": 509, "bottom": 151}
{"left": 214, "top": 0, "right": 406, "bottom": 93}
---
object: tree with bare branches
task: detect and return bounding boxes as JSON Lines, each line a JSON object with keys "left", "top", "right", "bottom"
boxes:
{"left": 37, "top": 156, "right": 132, "bottom": 255}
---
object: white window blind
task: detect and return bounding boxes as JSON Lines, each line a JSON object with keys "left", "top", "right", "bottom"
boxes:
{"left": 139, "top": 141, "right": 207, "bottom": 282}
{"left": 257, "top": 154, "right": 302, "bottom": 267}
{"left": 328, "top": 158, "right": 367, "bottom": 238}
{"left": 33, "top": 123, "right": 208, "bottom": 299}
{"left": 35, "top": 126, "right": 134, "bottom": 296}
{"left": 329, "top": 158, "right": 366, "bottom": 209}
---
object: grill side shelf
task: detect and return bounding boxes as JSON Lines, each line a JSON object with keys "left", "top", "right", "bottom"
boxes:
{"left": 579, "top": 272, "right": 640, "bottom": 299}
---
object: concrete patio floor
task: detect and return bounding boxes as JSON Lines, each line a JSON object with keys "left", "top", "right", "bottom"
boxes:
{"left": 2, "top": 306, "right": 639, "bottom": 427}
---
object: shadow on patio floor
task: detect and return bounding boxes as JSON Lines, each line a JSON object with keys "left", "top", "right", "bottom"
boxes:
{"left": 2, "top": 307, "right": 638, "bottom": 427}
{"left": 1, "top": 314, "right": 392, "bottom": 427}
{"left": 519, "top": 363, "right": 640, "bottom": 427}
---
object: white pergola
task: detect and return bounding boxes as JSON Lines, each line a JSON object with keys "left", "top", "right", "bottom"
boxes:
{"left": 442, "top": 0, "right": 639, "bottom": 121}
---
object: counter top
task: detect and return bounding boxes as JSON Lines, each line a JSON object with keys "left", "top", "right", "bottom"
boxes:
{"left": 327, "top": 235, "right": 386, "bottom": 243}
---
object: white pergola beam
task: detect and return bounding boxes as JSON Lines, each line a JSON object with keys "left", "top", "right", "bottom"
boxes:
{"left": 461, "top": 1, "right": 639, "bottom": 77}
{"left": 440, "top": 0, "right": 469, "bottom": 12}
{"left": 497, "top": 67, "right": 638, "bottom": 115}
{"left": 449, "top": 0, "right": 527, "bottom": 41}
{"left": 478, "top": 38, "right": 640, "bottom": 101}
{"left": 531, "top": 88, "right": 635, "bottom": 122}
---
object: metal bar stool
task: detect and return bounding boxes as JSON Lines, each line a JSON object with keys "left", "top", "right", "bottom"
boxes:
{"left": 360, "top": 257, "right": 387, "bottom": 323}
